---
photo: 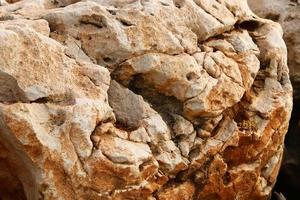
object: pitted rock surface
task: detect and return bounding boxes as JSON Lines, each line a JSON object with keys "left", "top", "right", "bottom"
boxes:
{"left": 0, "top": 0, "right": 293, "bottom": 199}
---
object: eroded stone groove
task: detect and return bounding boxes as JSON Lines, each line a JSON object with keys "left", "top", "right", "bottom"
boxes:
{"left": 0, "top": 0, "right": 293, "bottom": 199}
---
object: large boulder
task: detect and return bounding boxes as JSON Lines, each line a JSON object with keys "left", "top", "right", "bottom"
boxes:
{"left": 248, "top": 0, "right": 300, "bottom": 99}
{"left": 0, "top": 0, "right": 293, "bottom": 199}
{"left": 248, "top": 1, "right": 300, "bottom": 199}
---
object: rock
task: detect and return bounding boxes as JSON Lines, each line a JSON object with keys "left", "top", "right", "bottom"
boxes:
{"left": 271, "top": 99, "right": 300, "bottom": 200}
{"left": 156, "top": 181, "right": 195, "bottom": 200}
{"left": 108, "top": 80, "right": 155, "bottom": 129}
{"left": 172, "top": 114, "right": 194, "bottom": 136}
{"left": 273, "top": 192, "right": 286, "bottom": 200}
{"left": 248, "top": 0, "right": 300, "bottom": 99}
{"left": 129, "top": 127, "right": 151, "bottom": 143}
{"left": 0, "top": 0, "right": 293, "bottom": 200}
{"left": 247, "top": 1, "right": 300, "bottom": 199}
{"left": 99, "top": 134, "right": 152, "bottom": 164}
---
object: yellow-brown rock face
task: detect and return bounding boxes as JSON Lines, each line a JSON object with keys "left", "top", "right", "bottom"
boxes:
{"left": 248, "top": 1, "right": 299, "bottom": 198}
{"left": 0, "top": 0, "right": 293, "bottom": 199}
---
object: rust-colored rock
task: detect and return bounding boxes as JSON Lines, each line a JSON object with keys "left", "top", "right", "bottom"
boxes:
{"left": 248, "top": 1, "right": 299, "bottom": 199}
{"left": 0, "top": 0, "right": 293, "bottom": 199}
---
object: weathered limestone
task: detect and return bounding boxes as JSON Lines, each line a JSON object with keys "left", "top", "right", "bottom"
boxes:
{"left": 248, "top": 1, "right": 300, "bottom": 198}
{"left": 0, "top": 0, "right": 293, "bottom": 199}
{"left": 248, "top": 0, "right": 300, "bottom": 99}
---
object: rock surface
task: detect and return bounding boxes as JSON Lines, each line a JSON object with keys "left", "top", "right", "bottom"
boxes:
{"left": 247, "top": 1, "right": 299, "bottom": 199}
{"left": 274, "top": 99, "right": 300, "bottom": 200}
{"left": 248, "top": 0, "right": 300, "bottom": 99}
{"left": 0, "top": 0, "right": 293, "bottom": 200}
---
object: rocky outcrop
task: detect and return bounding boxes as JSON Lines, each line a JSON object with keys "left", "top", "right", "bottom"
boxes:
{"left": 248, "top": 0, "right": 300, "bottom": 99}
{"left": 0, "top": 0, "right": 293, "bottom": 199}
{"left": 247, "top": 1, "right": 300, "bottom": 199}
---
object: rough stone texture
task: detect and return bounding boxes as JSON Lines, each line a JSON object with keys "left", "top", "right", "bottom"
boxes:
{"left": 248, "top": 0, "right": 300, "bottom": 99}
{"left": 247, "top": 1, "right": 300, "bottom": 199}
{"left": 274, "top": 99, "right": 300, "bottom": 200}
{"left": 0, "top": 0, "right": 293, "bottom": 200}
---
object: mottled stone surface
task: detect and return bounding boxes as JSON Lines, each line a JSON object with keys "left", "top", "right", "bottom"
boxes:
{"left": 248, "top": 0, "right": 300, "bottom": 99}
{"left": 0, "top": 0, "right": 293, "bottom": 199}
{"left": 248, "top": 1, "right": 299, "bottom": 199}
